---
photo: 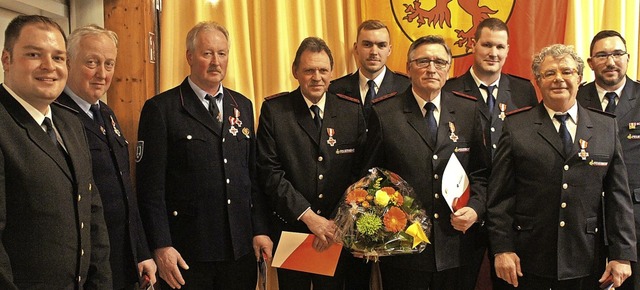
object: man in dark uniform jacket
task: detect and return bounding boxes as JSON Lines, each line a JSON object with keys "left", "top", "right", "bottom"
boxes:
{"left": 257, "top": 37, "right": 366, "bottom": 290}
{"left": 442, "top": 18, "right": 538, "bottom": 290}
{"left": 487, "top": 44, "right": 636, "bottom": 289}
{"left": 136, "top": 21, "right": 272, "bottom": 290}
{"left": 328, "top": 20, "right": 410, "bottom": 122}
{"left": 577, "top": 30, "right": 640, "bottom": 290}
{"left": 57, "top": 24, "right": 156, "bottom": 290}
{"left": 362, "top": 35, "right": 489, "bottom": 290}
{"left": 0, "top": 15, "right": 111, "bottom": 289}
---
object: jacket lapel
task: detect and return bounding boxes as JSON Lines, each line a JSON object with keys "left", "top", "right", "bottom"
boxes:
{"left": 403, "top": 91, "right": 433, "bottom": 150}
{"left": 435, "top": 93, "right": 455, "bottom": 153}
{"left": 573, "top": 105, "right": 593, "bottom": 158}
{"left": 56, "top": 93, "right": 108, "bottom": 144}
{"left": 293, "top": 89, "right": 320, "bottom": 145}
{"left": 179, "top": 79, "right": 220, "bottom": 136}
{"left": 535, "top": 104, "right": 566, "bottom": 158}
{"left": 615, "top": 77, "right": 638, "bottom": 120}
{"left": 461, "top": 72, "right": 491, "bottom": 123}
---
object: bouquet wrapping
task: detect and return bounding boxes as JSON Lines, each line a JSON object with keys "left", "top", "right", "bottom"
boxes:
{"left": 334, "top": 167, "right": 430, "bottom": 261}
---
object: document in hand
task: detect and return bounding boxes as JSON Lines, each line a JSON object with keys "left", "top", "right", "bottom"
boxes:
{"left": 271, "top": 231, "right": 342, "bottom": 276}
{"left": 442, "top": 153, "right": 470, "bottom": 212}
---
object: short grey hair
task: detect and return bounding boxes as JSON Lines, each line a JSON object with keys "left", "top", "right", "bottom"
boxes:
{"left": 186, "top": 21, "right": 229, "bottom": 52}
{"left": 67, "top": 24, "right": 118, "bottom": 61}
{"left": 531, "top": 44, "right": 584, "bottom": 80}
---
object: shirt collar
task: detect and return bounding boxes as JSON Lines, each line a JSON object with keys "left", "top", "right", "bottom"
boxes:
{"left": 470, "top": 67, "right": 500, "bottom": 88}
{"left": 64, "top": 87, "right": 94, "bottom": 116}
{"left": 302, "top": 91, "right": 327, "bottom": 113}
{"left": 412, "top": 88, "right": 441, "bottom": 114}
{"left": 3, "top": 83, "right": 50, "bottom": 125}
{"left": 188, "top": 77, "right": 224, "bottom": 102}
{"left": 544, "top": 101, "right": 578, "bottom": 124}
{"left": 358, "top": 66, "right": 387, "bottom": 92}
{"left": 595, "top": 78, "right": 626, "bottom": 102}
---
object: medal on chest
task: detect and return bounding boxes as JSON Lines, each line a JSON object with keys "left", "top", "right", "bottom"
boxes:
{"left": 578, "top": 139, "right": 589, "bottom": 160}
{"left": 326, "top": 128, "right": 336, "bottom": 146}
{"left": 498, "top": 103, "right": 507, "bottom": 121}
{"left": 448, "top": 122, "right": 458, "bottom": 142}
{"left": 228, "top": 108, "right": 243, "bottom": 136}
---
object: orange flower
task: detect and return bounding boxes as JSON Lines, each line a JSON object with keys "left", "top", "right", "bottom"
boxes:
{"left": 392, "top": 191, "right": 404, "bottom": 206}
{"left": 362, "top": 201, "right": 371, "bottom": 208}
{"left": 381, "top": 187, "right": 396, "bottom": 196}
{"left": 383, "top": 206, "right": 407, "bottom": 232}
{"left": 346, "top": 189, "right": 368, "bottom": 204}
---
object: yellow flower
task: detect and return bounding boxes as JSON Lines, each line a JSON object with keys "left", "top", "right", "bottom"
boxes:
{"left": 374, "top": 190, "right": 390, "bottom": 206}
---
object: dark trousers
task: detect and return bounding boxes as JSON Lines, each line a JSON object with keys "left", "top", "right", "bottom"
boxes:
{"left": 159, "top": 253, "right": 257, "bottom": 290}
{"left": 276, "top": 250, "right": 349, "bottom": 290}
{"left": 506, "top": 273, "right": 600, "bottom": 290}
{"left": 379, "top": 263, "right": 461, "bottom": 290}
{"left": 343, "top": 252, "right": 371, "bottom": 290}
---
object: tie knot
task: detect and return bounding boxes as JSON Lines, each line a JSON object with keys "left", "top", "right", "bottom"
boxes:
{"left": 367, "top": 79, "right": 376, "bottom": 90}
{"left": 554, "top": 114, "right": 569, "bottom": 123}
{"left": 310, "top": 104, "right": 321, "bottom": 116}
{"left": 205, "top": 93, "right": 221, "bottom": 102}
{"left": 605, "top": 92, "right": 617, "bottom": 102}
{"left": 424, "top": 102, "right": 436, "bottom": 112}
{"left": 480, "top": 84, "right": 496, "bottom": 95}
{"left": 43, "top": 116, "right": 53, "bottom": 128}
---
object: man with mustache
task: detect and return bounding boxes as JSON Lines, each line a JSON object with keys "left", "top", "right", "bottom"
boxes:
{"left": 136, "top": 21, "right": 272, "bottom": 289}
{"left": 442, "top": 17, "right": 539, "bottom": 290}
{"left": 577, "top": 30, "right": 640, "bottom": 290}
{"left": 487, "top": 43, "right": 636, "bottom": 289}
{"left": 56, "top": 24, "right": 157, "bottom": 290}
{"left": 329, "top": 19, "right": 410, "bottom": 123}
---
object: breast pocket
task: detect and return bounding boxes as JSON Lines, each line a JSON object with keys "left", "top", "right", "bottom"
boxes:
{"left": 174, "top": 134, "right": 218, "bottom": 171}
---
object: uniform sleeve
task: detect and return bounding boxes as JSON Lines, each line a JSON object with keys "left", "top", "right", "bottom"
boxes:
{"left": 85, "top": 180, "right": 113, "bottom": 289}
{"left": 248, "top": 102, "right": 269, "bottom": 236}
{"left": 0, "top": 149, "right": 19, "bottom": 290}
{"left": 486, "top": 119, "right": 517, "bottom": 255}
{"left": 136, "top": 100, "right": 172, "bottom": 251}
{"left": 256, "top": 101, "right": 312, "bottom": 223}
{"left": 605, "top": 120, "right": 637, "bottom": 261}
{"left": 466, "top": 105, "right": 491, "bottom": 218}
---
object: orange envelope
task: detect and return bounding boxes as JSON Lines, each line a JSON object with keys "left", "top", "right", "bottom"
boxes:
{"left": 271, "top": 231, "right": 342, "bottom": 276}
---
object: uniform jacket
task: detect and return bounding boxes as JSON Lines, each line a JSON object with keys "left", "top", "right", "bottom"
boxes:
{"left": 486, "top": 103, "right": 637, "bottom": 280}
{"left": 57, "top": 92, "right": 150, "bottom": 288}
{"left": 328, "top": 67, "right": 410, "bottom": 104}
{"left": 0, "top": 86, "right": 111, "bottom": 289}
{"left": 362, "top": 88, "right": 490, "bottom": 271}
{"left": 136, "top": 78, "right": 268, "bottom": 262}
{"left": 443, "top": 71, "right": 538, "bottom": 158}
{"left": 256, "top": 88, "right": 366, "bottom": 238}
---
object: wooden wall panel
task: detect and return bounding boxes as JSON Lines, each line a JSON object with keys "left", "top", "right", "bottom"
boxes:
{"left": 103, "top": 0, "right": 157, "bottom": 176}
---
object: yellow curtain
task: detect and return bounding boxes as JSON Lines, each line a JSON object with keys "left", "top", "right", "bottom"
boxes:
{"left": 160, "top": 0, "right": 362, "bottom": 118}
{"left": 565, "top": 0, "right": 639, "bottom": 83}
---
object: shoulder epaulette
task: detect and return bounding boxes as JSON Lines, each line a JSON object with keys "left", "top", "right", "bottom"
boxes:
{"left": 506, "top": 73, "right": 532, "bottom": 82}
{"left": 451, "top": 90, "right": 477, "bottom": 101}
{"left": 336, "top": 93, "right": 360, "bottom": 104}
{"left": 372, "top": 92, "right": 398, "bottom": 104}
{"left": 264, "top": 91, "right": 288, "bottom": 101}
{"left": 505, "top": 106, "right": 533, "bottom": 117}
{"left": 586, "top": 106, "right": 616, "bottom": 117}
{"left": 52, "top": 101, "right": 79, "bottom": 114}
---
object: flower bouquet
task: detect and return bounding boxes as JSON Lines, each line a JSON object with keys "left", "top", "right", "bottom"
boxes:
{"left": 334, "top": 167, "right": 430, "bottom": 261}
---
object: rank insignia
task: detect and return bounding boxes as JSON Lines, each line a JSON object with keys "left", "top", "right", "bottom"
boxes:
{"left": 110, "top": 116, "right": 121, "bottom": 137}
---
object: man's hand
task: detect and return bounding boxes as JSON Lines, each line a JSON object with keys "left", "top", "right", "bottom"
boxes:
{"left": 137, "top": 258, "right": 157, "bottom": 288}
{"left": 253, "top": 235, "right": 273, "bottom": 263}
{"left": 300, "top": 210, "right": 336, "bottom": 251}
{"left": 153, "top": 246, "right": 189, "bottom": 289}
{"left": 600, "top": 259, "right": 631, "bottom": 288}
{"left": 494, "top": 252, "right": 523, "bottom": 287}
{"left": 451, "top": 207, "right": 478, "bottom": 233}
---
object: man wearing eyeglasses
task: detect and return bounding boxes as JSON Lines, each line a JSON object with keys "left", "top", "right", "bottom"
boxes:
{"left": 362, "top": 35, "right": 490, "bottom": 290}
{"left": 577, "top": 30, "right": 640, "bottom": 290}
{"left": 442, "top": 17, "right": 539, "bottom": 290}
{"left": 487, "top": 43, "right": 636, "bottom": 289}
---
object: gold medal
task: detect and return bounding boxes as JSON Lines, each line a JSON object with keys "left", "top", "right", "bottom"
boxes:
{"left": 242, "top": 127, "right": 250, "bottom": 138}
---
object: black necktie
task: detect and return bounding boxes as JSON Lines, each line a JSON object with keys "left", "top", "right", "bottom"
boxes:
{"left": 554, "top": 114, "right": 572, "bottom": 156}
{"left": 310, "top": 105, "right": 322, "bottom": 130}
{"left": 424, "top": 102, "right": 437, "bottom": 146}
{"left": 480, "top": 84, "right": 496, "bottom": 114}
{"left": 89, "top": 104, "right": 105, "bottom": 128}
{"left": 42, "top": 117, "right": 58, "bottom": 145}
{"left": 205, "top": 93, "right": 222, "bottom": 131}
{"left": 364, "top": 80, "right": 376, "bottom": 120}
{"left": 604, "top": 92, "right": 617, "bottom": 114}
